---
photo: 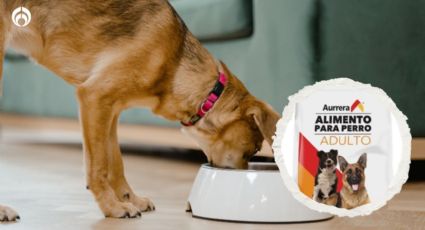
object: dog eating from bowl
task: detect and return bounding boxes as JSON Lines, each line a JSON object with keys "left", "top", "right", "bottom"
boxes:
{"left": 0, "top": 0, "right": 280, "bottom": 221}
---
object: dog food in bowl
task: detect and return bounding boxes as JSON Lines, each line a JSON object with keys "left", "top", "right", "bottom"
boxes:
{"left": 186, "top": 162, "right": 332, "bottom": 223}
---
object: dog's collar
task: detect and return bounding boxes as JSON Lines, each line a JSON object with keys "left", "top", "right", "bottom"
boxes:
{"left": 181, "top": 71, "right": 228, "bottom": 126}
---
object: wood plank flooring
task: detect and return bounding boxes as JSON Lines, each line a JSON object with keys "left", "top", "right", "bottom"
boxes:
{"left": 0, "top": 141, "right": 424, "bottom": 230}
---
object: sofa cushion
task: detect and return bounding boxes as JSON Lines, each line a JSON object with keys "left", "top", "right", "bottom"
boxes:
{"left": 170, "top": 0, "right": 253, "bottom": 41}
{"left": 317, "top": 0, "right": 425, "bottom": 136}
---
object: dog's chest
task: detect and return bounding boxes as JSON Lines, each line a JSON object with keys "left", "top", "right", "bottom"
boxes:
{"left": 6, "top": 26, "right": 43, "bottom": 59}
{"left": 317, "top": 171, "right": 336, "bottom": 188}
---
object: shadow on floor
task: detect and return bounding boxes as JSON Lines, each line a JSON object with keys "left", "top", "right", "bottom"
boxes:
{"left": 17, "top": 142, "right": 275, "bottom": 165}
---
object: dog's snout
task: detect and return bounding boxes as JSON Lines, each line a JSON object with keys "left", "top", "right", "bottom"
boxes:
{"left": 326, "top": 159, "right": 332, "bottom": 164}
{"left": 348, "top": 176, "right": 361, "bottom": 185}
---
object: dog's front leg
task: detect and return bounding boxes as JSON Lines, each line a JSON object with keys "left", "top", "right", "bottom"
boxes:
{"left": 312, "top": 187, "right": 320, "bottom": 202}
{"left": 77, "top": 85, "right": 140, "bottom": 218}
{"left": 108, "top": 115, "right": 155, "bottom": 212}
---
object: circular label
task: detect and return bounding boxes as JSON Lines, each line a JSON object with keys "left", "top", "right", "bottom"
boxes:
{"left": 273, "top": 78, "right": 411, "bottom": 217}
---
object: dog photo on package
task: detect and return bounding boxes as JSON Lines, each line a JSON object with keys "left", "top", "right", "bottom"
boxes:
{"left": 297, "top": 94, "right": 386, "bottom": 210}
{"left": 273, "top": 78, "right": 410, "bottom": 217}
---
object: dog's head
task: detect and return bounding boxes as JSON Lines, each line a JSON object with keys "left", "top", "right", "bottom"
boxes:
{"left": 183, "top": 64, "right": 280, "bottom": 169}
{"left": 338, "top": 153, "right": 367, "bottom": 193}
{"left": 317, "top": 149, "right": 338, "bottom": 172}
{"left": 186, "top": 97, "right": 280, "bottom": 169}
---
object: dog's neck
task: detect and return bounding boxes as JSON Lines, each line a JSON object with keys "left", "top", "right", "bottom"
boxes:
{"left": 180, "top": 61, "right": 228, "bottom": 126}
{"left": 340, "top": 185, "right": 369, "bottom": 208}
{"left": 170, "top": 34, "right": 247, "bottom": 130}
{"left": 176, "top": 62, "right": 236, "bottom": 130}
{"left": 320, "top": 167, "right": 336, "bottom": 175}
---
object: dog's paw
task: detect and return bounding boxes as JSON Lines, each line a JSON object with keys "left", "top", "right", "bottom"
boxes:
{"left": 129, "top": 196, "right": 155, "bottom": 212}
{"left": 103, "top": 202, "right": 141, "bottom": 219}
{"left": 0, "top": 205, "right": 20, "bottom": 222}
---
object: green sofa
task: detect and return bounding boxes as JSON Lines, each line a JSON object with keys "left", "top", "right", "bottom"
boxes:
{"left": 1, "top": 0, "right": 424, "bottom": 136}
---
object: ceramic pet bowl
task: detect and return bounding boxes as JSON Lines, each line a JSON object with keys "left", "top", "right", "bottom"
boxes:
{"left": 187, "top": 163, "right": 332, "bottom": 223}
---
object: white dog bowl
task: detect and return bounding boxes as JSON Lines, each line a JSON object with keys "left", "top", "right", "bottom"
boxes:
{"left": 187, "top": 163, "right": 332, "bottom": 223}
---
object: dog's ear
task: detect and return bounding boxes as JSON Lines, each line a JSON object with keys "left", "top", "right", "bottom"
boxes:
{"left": 338, "top": 156, "right": 348, "bottom": 172}
{"left": 246, "top": 100, "right": 280, "bottom": 146}
{"left": 330, "top": 149, "right": 338, "bottom": 157}
{"left": 357, "top": 153, "right": 367, "bottom": 169}
{"left": 317, "top": 150, "right": 325, "bottom": 157}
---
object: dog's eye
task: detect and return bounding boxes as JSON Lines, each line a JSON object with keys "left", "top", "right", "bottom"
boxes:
{"left": 347, "top": 169, "right": 352, "bottom": 174}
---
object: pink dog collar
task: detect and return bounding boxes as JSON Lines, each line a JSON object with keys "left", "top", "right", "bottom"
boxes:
{"left": 181, "top": 72, "right": 228, "bottom": 126}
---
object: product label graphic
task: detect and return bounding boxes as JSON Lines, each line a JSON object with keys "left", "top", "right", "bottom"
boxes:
{"left": 273, "top": 78, "right": 411, "bottom": 217}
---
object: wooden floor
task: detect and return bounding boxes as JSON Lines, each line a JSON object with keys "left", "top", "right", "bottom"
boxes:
{"left": 0, "top": 141, "right": 425, "bottom": 230}
{"left": 0, "top": 114, "right": 425, "bottom": 229}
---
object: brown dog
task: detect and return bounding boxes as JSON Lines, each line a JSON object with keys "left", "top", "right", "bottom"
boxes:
{"left": 0, "top": 0, "right": 280, "bottom": 221}
{"left": 337, "top": 153, "right": 370, "bottom": 209}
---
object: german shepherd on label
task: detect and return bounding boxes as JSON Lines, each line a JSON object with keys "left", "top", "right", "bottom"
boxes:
{"left": 337, "top": 153, "right": 370, "bottom": 209}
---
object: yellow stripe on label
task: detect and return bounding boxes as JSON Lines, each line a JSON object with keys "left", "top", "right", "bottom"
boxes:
{"left": 358, "top": 103, "right": 365, "bottom": 112}
{"left": 298, "top": 163, "right": 315, "bottom": 198}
